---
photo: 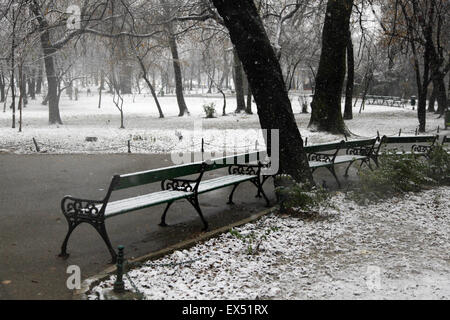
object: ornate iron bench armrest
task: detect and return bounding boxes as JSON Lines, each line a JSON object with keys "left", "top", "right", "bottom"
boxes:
{"left": 61, "top": 196, "right": 105, "bottom": 220}
{"left": 161, "top": 178, "right": 198, "bottom": 192}
{"left": 346, "top": 146, "right": 373, "bottom": 156}
{"left": 411, "top": 144, "right": 434, "bottom": 154}
{"left": 228, "top": 163, "right": 261, "bottom": 176}
{"left": 308, "top": 153, "right": 334, "bottom": 162}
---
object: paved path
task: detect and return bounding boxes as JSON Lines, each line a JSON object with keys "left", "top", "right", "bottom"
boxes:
{"left": 0, "top": 153, "right": 358, "bottom": 300}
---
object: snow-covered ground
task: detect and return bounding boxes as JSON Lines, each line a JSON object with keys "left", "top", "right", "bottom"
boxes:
{"left": 89, "top": 186, "right": 450, "bottom": 300}
{"left": 0, "top": 93, "right": 444, "bottom": 154}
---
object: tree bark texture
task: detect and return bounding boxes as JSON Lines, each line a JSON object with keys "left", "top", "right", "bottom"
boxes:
{"left": 211, "top": 0, "right": 313, "bottom": 184}
{"left": 308, "top": 0, "right": 353, "bottom": 134}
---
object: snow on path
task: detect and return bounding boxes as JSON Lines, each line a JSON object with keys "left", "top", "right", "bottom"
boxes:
{"left": 0, "top": 94, "right": 444, "bottom": 155}
{"left": 89, "top": 186, "right": 450, "bottom": 300}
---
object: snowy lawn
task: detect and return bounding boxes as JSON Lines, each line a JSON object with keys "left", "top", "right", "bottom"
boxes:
{"left": 89, "top": 186, "right": 450, "bottom": 300}
{"left": 0, "top": 93, "right": 444, "bottom": 154}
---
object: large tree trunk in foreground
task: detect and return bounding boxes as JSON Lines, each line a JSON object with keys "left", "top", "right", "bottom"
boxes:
{"left": 233, "top": 48, "right": 246, "bottom": 113}
{"left": 343, "top": 33, "right": 354, "bottom": 120}
{"left": 211, "top": 0, "right": 313, "bottom": 184}
{"left": 309, "top": 0, "right": 353, "bottom": 134}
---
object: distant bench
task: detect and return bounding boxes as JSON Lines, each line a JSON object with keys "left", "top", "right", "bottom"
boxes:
{"left": 58, "top": 152, "right": 271, "bottom": 262}
{"left": 378, "top": 135, "right": 438, "bottom": 159}
{"left": 304, "top": 138, "right": 379, "bottom": 187}
{"left": 366, "top": 95, "right": 406, "bottom": 108}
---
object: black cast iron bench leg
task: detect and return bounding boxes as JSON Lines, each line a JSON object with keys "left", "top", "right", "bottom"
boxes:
{"left": 187, "top": 196, "right": 208, "bottom": 231}
{"left": 326, "top": 166, "right": 341, "bottom": 188}
{"left": 59, "top": 219, "right": 117, "bottom": 264}
{"left": 251, "top": 178, "right": 270, "bottom": 207}
{"left": 94, "top": 222, "right": 117, "bottom": 263}
{"left": 256, "top": 176, "right": 271, "bottom": 198}
{"left": 159, "top": 201, "right": 174, "bottom": 227}
{"left": 227, "top": 184, "right": 239, "bottom": 205}
{"left": 344, "top": 160, "right": 356, "bottom": 178}
{"left": 58, "top": 220, "right": 79, "bottom": 260}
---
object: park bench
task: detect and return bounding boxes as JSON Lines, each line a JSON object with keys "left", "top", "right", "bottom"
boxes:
{"left": 378, "top": 135, "right": 438, "bottom": 159}
{"left": 392, "top": 97, "right": 404, "bottom": 108}
{"left": 58, "top": 152, "right": 270, "bottom": 262}
{"left": 304, "top": 137, "right": 378, "bottom": 187}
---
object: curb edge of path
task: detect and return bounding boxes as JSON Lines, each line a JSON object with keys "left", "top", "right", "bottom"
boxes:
{"left": 74, "top": 205, "right": 278, "bottom": 300}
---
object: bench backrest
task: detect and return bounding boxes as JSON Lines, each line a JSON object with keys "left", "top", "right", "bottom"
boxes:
{"left": 343, "top": 138, "right": 378, "bottom": 149}
{"left": 111, "top": 151, "right": 265, "bottom": 191}
{"left": 304, "top": 141, "right": 345, "bottom": 154}
{"left": 381, "top": 135, "right": 437, "bottom": 145}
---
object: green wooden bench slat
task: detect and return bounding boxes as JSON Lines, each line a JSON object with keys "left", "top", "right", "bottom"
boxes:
{"left": 343, "top": 138, "right": 377, "bottom": 148}
{"left": 114, "top": 151, "right": 264, "bottom": 190}
{"left": 382, "top": 135, "right": 436, "bottom": 144}
{"left": 103, "top": 190, "right": 193, "bottom": 218}
{"left": 197, "top": 174, "right": 256, "bottom": 194}
{"left": 103, "top": 175, "right": 257, "bottom": 217}
{"left": 308, "top": 161, "right": 333, "bottom": 168}
{"left": 304, "top": 141, "right": 344, "bottom": 153}
{"left": 334, "top": 155, "right": 367, "bottom": 164}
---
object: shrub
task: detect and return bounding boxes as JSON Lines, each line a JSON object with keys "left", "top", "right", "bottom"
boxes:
{"left": 274, "top": 175, "right": 329, "bottom": 213}
{"left": 351, "top": 147, "right": 450, "bottom": 203}
{"left": 426, "top": 145, "right": 450, "bottom": 183}
{"left": 203, "top": 102, "right": 216, "bottom": 118}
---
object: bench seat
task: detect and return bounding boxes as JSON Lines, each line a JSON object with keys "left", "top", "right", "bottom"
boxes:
{"left": 102, "top": 174, "right": 257, "bottom": 218}
{"left": 308, "top": 160, "right": 333, "bottom": 168}
{"left": 103, "top": 190, "right": 193, "bottom": 218}
{"left": 197, "top": 174, "right": 256, "bottom": 194}
{"left": 334, "top": 155, "right": 367, "bottom": 164}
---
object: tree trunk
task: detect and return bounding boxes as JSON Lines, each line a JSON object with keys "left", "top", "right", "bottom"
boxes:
{"left": 246, "top": 76, "right": 253, "bottom": 114}
{"left": 28, "top": 68, "right": 36, "bottom": 100}
{"left": 218, "top": 48, "right": 229, "bottom": 88}
{"left": 433, "top": 75, "right": 447, "bottom": 116}
{"left": 343, "top": 33, "right": 354, "bottom": 120}
{"left": 140, "top": 66, "right": 165, "bottom": 118}
{"left": 119, "top": 64, "right": 133, "bottom": 94}
{"left": 169, "top": 34, "right": 189, "bottom": 116}
{"left": 30, "top": 2, "right": 62, "bottom": 124}
{"left": 308, "top": 0, "right": 353, "bottom": 134}
{"left": 11, "top": 37, "right": 16, "bottom": 129}
{"left": 233, "top": 48, "right": 246, "bottom": 113}
{"left": 41, "top": 45, "right": 62, "bottom": 124}
{"left": 22, "top": 70, "right": 28, "bottom": 106}
{"left": 211, "top": 0, "right": 313, "bottom": 184}
{"left": 0, "top": 71, "right": 5, "bottom": 103}
{"left": 18, "top": 63, "right": 23, "bottom": 132}
{"left": 160, "top": 0, "right": 189, "bottom": 116}
{"left": 36, "top": 64, "right": 43, "bottom": 94}
{"left": 428, "top": 86, "right": 436, "bottom": 112}
{"left": 100, "top": 69, "right": 105, "bottom": 90}
{"left": 98, "top": 85, "right": 102, "bottom": 109}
